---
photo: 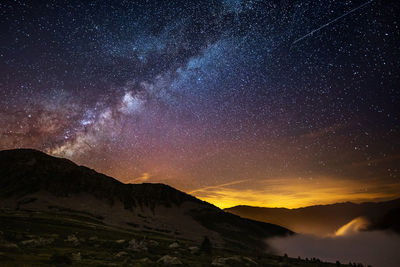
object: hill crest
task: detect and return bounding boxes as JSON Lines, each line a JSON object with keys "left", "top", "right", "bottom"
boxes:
{"left": 0, "top": 148, "right": 291, "bottom": 251}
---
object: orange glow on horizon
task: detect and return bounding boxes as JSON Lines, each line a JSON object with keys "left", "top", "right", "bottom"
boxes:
{"left": 188, "top": 176, "right": 400, "bottom": 209}
{"left": 103, "top": 167, "right": 400, "bottom": 210}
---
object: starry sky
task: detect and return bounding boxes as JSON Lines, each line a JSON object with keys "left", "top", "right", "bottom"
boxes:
{"left": 1, "top": 0, "right": 399, "bottom": 208}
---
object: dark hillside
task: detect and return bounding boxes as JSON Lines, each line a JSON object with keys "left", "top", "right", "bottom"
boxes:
{"left": 0, "top": 149, "right": 291, "bottom": 252}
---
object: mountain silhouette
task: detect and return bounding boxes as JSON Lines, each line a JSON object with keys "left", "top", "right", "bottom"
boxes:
{"left": 0, "top": 149, "right": 291, "bottom": 251}
{"left": 225, "top": 198, "right": 400, "bottom": 236}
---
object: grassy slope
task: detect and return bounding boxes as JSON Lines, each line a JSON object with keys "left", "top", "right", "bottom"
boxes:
{"left": 0, "top": 148, "right": 292, "bottom": 251}
{"left": 0, "top": 209, "right": 349, "bottom": 267}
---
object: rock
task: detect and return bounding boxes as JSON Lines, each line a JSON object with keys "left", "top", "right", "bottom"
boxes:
{"left": 71, "top": 252, "right": 81, "bottom": 261}
{"left": 66, "top": 235, "right": 77, "bottom": 242}
{"left": 211, "top": 256, "right": 241, "bottom": 266}
{"left": 157, "top": 255, "right": 183, "bottom": 265}
{"left": 211, "top": 256, "right": 257, "bottom": 266}
{"left": 139, "top": 257, "right": 153, "bottom": 263}
{"left": 20, "top": 237, "right": 54, "bottom": 247}
{"left": 211, "top": 257, "right": 226, "bottom": 266}
{"left": 115, "top": 251, "right": 129, "bottom": 257}
{"left": 127, "top": 239, "right": 147, "bottom": 252}
{"left": 116, "top": 239, "right": 125, "bottom": 244}
{"left": 188, "top": 246, "right": 199, "bottom": 254}
{"left": 20, "top": 239, "right": 37, "bottom": 246}
{"left": 168, "top": 242, "right": 180, "bottom": 249}
{"left": 0, "top": 242, "right": 19, "bottom": 249}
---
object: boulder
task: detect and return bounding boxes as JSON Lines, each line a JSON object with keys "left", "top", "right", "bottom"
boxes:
{"left": 0, "top": 242, "right": 19, "bottom": 249}
{"left": 211, "top": 257, "right": 226, "bottom": 266}
{"left": 211, "top": 256, "right": 258, "bottom": 266}
{"left": 115, "top": 251, "right": 129, "bottom": 257}
{"left": 20, "top": 237, "right": 54, "bottom": 247}
{"left": 20, "top": 239, "right": 38, "bottom": 246}
{"left": 211, "top": 256, "right": 240, "bottom": 266}
{"left": 139, "top": 257, "right": 153, "bottom": 263}
{"left": 157, "top": 255, "right": 183, "bottom": 265}
{"left": 127, "top": 239, "right": 147, "bottom": 252}
{"left": 148, "top": 240, "right": 159, "bottom": 247}
{"left": 168, "top": 242, "right": 180, "bottom": 249}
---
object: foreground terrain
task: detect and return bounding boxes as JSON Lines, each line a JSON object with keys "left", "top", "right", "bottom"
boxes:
{"left": 0, "top": 148, "right": 290, "bottom": 252}
{"left": 0, "top": 149, "right": 353, "bottom": 266}
{"left": 0, "top": 209, "right": 350, "bottom": 266}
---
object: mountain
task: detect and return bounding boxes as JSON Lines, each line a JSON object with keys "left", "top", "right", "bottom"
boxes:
{"left": 0, "top": 149, "right": 291, "bottom": 252}
{"left": 225, "top": 199, "right": 400, "bottom": 236}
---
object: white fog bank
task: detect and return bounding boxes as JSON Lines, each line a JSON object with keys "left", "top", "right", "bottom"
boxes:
{"left": 268, "top": 230, "right": 400, "bottom": 267}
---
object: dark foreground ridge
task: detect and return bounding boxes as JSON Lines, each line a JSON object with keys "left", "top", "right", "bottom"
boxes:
{"left": 0, "top": 148, "right": 201, "bottom": 210}
{"left": 0, "top": 149, "right": 290, "bottom": 251}
{"left": 0, "top": 149, "right": 358, "bottom": 266}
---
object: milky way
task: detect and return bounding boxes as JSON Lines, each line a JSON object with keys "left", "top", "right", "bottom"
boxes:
{"left": 1, "top": 0, "right": 399, "bottom": 208}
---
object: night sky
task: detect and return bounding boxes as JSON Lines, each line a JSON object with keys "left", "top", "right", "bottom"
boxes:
{"left": 1, "top": 0, "right": 399, "bottom": 208}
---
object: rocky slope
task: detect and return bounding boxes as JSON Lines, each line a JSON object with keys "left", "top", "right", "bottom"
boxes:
{"left": 0, "top": 149, "right": 291, "bottom": 251}
{"left": 0, "top": 209, "right": 346, "bottom": 267}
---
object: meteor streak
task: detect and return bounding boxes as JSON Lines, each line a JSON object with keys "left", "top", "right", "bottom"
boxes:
{"left": 292, "top": 0, "right": 373, "bottom": 45}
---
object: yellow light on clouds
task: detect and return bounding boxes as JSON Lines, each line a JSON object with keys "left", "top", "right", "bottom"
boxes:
{"left": 189, "top": 176, "right": 400, "bottom": 209}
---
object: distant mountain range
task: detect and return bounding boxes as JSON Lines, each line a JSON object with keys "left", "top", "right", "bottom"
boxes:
{"left": 225, "top": 198, "right": 400, "bottom": 236}
{"left": 0, "top": 149, "right": 291, "bottom": 251}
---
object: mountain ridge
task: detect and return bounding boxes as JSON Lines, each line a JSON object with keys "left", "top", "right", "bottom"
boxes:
{"left": 0, "top": 148, "right": 291, "bottom": 251}
{"left": 227, "top": 197, "right": 400, "bottom": 210}
{"left": 225, "top": 198, "right": 400, "bottom": 235}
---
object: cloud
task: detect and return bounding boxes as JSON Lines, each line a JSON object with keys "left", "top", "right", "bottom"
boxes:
{"left": 268, "top": 217, "right": 400, "bottom": 267}
{"left": 188, "top": 178, "right": 252, "bottom": 194}
{"left": 335, "top": 217, "right": 369, "bottom": 236}
{"left": 126, "top": 172, "right": 152, "bottom": 183}
{"left": 191, "top": 177, "right": 400, "bottom": 209}
{"left": 268, "top": 230, "right": 400, "bottom": 267}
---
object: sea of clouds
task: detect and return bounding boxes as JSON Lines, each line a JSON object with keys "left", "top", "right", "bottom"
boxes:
{"left": 268, "top": 217, "right": 400, "bottom": 267}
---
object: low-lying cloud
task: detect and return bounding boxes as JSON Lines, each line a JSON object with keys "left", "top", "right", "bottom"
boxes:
{"left": 335, "top": 217, "right": 369, "bottom": 236}
{"left": 268, "top": 229, "right": 400, "bottom": 267}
